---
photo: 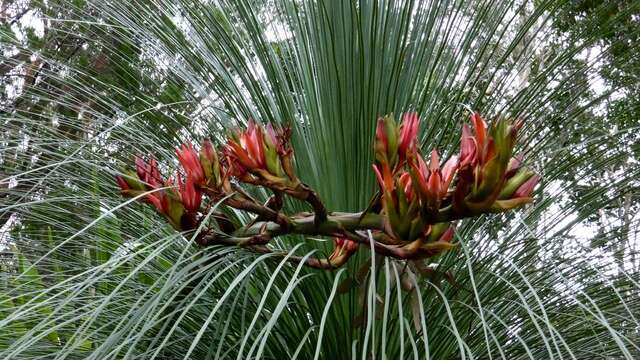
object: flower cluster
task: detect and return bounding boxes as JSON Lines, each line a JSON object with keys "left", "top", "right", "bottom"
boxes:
{"left": 454, "top": 113, "right": 538, "bottom": 213}
{"left": 116, "top": 139, "right": 229, "bottom": 231}
{"left": 372, "top": 112, "right": 538, "bottom": 258}
{"left": 224, "top": 121, "right": 299, "bottom": 192}
{"left": 115, "top": 113, "right": 538, "bottom": 269}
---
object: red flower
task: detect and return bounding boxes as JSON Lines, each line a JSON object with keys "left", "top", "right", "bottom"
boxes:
{"left": 410, "top": 149, "right": 458, "bottom": 211}
{"left": 132, "top": 156, "right": 168, "bottom": 213}
{"left": 329, "top": 236, "right": 359, "bottom": 266}
{"left": 373, "top": 164, "right": 425, "bottom": 241}
{"left": 398, "top": 112, "right": 419, "bottom": 161}
{"left": 176, "top": 143, "right": 205, "bottom": 185}
{"left": 225, "top": 121, "right": 266, "bottom": 172}
{"left": 135, "top": 156, "right": 163, "bottom": 189}
{"left": 115, "top": 176, "right": 130, "bottom": 192}
{"left": 177, "top": 173, "right": 202, "bottom": 212}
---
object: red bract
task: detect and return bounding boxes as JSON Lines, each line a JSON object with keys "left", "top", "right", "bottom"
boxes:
{"left": 373, "top": 165, "right": 414, "bottom": 206}
{"left": 410, "top": 149, "right": 458, "bottom": 211}
{"left": 376, "top": 118, "right": 388, "bottom": 150}
{"left": 398, "top": 172, "right": 414, "bottom": 203}
{"left": 334, "top": 237, "right": 359, "bottom": 252}
{"left": 373, "top": 163, "right": 394, "bottom": 193}
{"left": 398, "top": 112, "right": 419, "bottom": 161}
{"left": 135, "top": 156, "right": 163, "bottom": 188}
{"left": 438, "top": 226, "right": 455, "bottom": 243}
{"left": 201, "top": 140, "right": 216, "bottom": 163}
{"left": 471, "top": 112, "right": 487, "bottom": 159}
{"left": 505, "top": 154, "right": 524, "bottom": 178}
{"left": 459, "top": 124, "right": 477, "bottom": 168}
{"left": 176, "top": 143, "right": 205, "bottom": 185}
{"left": 115, "top": 176, "right": 130, "bottom": 192}
{"left": 459, "top": 112, "right": 498, "bottom": 169}
{"left": 147, "top": 190, "right": 168, "bottom": 214}
{"left": 225, "top": 121, "right": 266, "bottom": 172}
{"left": 177, "top": 174, "right": 202, "bottom": 212}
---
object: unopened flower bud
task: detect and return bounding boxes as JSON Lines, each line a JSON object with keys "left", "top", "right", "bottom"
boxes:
{"left": 512, "top": 174, "right": 540, "bottom": 198}
{"left": 199, "top": 139, "right": 222, "bottom": 187}
{"left": 329, "top": 237, "right": 359, "bottom": 267}
{"left": 498, "top": 168, "right": 535, "bottom": 199}
{"left": 426, "top": 222, "right": 455, "bottom": 243}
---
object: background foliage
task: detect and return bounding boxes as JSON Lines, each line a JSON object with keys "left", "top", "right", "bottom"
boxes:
{"left": 1, "top": 0, "right": 639, "bottom": 358}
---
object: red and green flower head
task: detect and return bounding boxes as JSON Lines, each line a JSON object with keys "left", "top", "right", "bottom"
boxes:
{"left": 116, "top": 156, "right": 182, "bottom": 229}
{"left": 409, "top": 149, "right": 458, "bottom": 214}
{"left": 373, "top": 164, "right": 424, "bottom": 243}
{"left": 176, "top": 143, "right": 206, "bottom": 185}
{"left": 374, "top": 112, "right": 419, "bottom": 172}
{"left": 455, "top": 112, "right": 532, "bottom": 213}
{"left": 225, "top": 121, "right": 299, "bottom": 188}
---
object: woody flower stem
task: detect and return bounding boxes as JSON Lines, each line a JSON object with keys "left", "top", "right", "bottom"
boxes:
{"left": 196, "top": 212, "right": 423, "bottom": 268}
{"left": 197, "top": 212, "right": 384, "bottom": 269}
{"left": 198, "top": 209, "right": 456, "bottom": 262}
{"left": 297, "top": 183, "right": 328, "bottom": 226}
{"left": 199, "top": 212, "right": 384, "bottom": 245}
{"left": 202, "top": 187, "right": 292, "bottom": 229}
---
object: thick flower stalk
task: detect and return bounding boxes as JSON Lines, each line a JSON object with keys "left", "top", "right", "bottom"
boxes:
{"left": 115, "top": 112, "right": 539, "bottom": 270}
